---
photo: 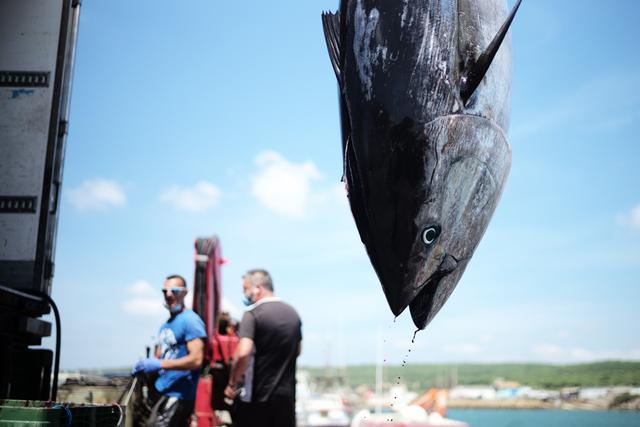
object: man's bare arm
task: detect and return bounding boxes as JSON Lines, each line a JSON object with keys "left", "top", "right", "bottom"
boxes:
{"left": 160, "top": 338, "right": 204, "bottom": 371}
{"left": 224, "top": 337, "right": 254, "bottom": 398}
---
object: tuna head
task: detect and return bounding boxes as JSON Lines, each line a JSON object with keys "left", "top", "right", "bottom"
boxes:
{"left": 321, "top": 0, "right": 521, "bottom": 329}
{"left": 348, "top": 113, "right": 511, "bottom": 330}
{"left": 405, "top": 115, "right": 511, "bottom": 329}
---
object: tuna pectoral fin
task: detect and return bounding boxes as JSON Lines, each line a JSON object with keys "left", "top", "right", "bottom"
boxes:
{"left": 321, "top": 11, "right": 341, "bottom": 80}
{"left": 460, "top": 0, "right": 523, "bottom": 104}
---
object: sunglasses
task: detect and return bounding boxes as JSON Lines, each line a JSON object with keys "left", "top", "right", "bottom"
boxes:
{"left": 161, "top": 288, "right": 186, "bottom": 295}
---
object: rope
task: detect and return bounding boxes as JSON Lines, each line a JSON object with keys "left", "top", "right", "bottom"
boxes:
{"left": 53, "top": 404, "right": 73, "bottom": 427}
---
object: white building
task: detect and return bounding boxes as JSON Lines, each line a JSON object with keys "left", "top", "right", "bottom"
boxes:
{"left": 516, "top": 387, "right": 559, "bottom": 400}
{"left": 449, "top": 386, "right": 497, "bottom": 400}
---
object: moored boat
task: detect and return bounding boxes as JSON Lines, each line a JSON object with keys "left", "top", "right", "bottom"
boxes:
{"left": 351, "top": 406, "right": 468, "bottom": 427}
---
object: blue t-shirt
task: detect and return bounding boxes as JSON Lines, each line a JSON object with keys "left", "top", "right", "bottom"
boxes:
{"left": 155, "top": 309, "right": 207, "bottom": 400}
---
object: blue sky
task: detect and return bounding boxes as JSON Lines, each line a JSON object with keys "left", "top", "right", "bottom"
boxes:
{"left": 47, "top": 0, "right": 640, "bottom": 369}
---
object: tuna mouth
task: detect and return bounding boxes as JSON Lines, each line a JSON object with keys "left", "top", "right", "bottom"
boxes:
{"left": 420, "top": 253, "right": 460, "bottom": 289}
{"left": 409, "top": 253, "right": 460, "bottom": 329}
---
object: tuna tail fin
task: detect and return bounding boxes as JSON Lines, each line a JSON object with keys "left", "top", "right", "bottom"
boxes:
{"left": 321, "top": 11, "right": 342, "bottom": 80}
{"left": 460, "top": 0, "right": 523, "bottom": 104}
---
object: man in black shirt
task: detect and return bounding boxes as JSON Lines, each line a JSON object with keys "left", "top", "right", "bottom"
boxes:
{"left": 224, "top": 269, "right": 302, "bottom": 427}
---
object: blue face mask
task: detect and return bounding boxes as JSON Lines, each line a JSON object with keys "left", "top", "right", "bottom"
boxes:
{"left": 169, "top": 303, "right": 183, "bottom": 313}
{"left": 242, "top": 286, "right": 258, "bottom": 306}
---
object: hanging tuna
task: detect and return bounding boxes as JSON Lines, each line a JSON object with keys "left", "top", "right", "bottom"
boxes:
{"left": 321, "top": 0, "right": 522, "bottom": 329}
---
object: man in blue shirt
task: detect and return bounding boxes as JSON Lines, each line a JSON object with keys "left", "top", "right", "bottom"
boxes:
{"left": 132, "top": 274, "right": 207, "bottom": 427}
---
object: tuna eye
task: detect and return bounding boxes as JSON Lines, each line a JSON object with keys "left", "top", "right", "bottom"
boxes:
{"left": 422, "top": 227, "right": 439, "bottom": 245}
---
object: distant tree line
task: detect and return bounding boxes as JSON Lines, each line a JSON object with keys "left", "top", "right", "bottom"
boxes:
{"left": 304, "top": 362, "right": 640, "bottom": 390}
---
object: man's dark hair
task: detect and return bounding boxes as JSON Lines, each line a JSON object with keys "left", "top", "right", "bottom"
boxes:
{"left": 166, "top": 274, "right": 187, "bottom": 288}
{"left": 244, "top": 269, "right": 274, "bottom": 292}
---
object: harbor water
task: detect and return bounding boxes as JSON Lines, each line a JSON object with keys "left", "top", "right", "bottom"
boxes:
{"left": 447, "top": 409, "right": 640, "bottom": 427}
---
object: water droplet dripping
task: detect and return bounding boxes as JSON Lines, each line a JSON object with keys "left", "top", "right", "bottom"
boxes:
{"left": 412, "top": 329, "right": 420, "bottom": 343}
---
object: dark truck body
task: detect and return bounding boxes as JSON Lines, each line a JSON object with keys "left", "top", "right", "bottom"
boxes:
{"left": 0, "top": 0, "right": 80, "bottom": 400}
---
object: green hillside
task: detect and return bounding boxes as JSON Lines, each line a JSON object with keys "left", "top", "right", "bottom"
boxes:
{"left": 304, "top": 362, "right": 640, "bottom": 390}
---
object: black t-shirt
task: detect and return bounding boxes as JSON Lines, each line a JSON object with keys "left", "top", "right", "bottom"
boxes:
{"left": 238, "top": 298, "right": 302, "bottom": 402}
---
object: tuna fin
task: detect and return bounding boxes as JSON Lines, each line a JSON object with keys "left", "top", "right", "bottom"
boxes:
{"left": 460, "top": 0, "right": 523, "bottom": 104}
{"left": 339, "top": 91, "right": 350, "bottom": 182}
{"left": 322, "top": 10, "right": 348, "bottom": 181}
{"left": 321, "top": 11, "right": 342, "bottom": 80}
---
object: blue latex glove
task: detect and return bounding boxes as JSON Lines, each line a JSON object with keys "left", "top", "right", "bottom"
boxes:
{"left": 131, "top": 358, "right": 162, "bottom": 376}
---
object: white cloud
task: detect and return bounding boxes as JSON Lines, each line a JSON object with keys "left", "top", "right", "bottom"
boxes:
{"left": 67, "top": 179, "right": 126, "bottom": 211}
{"left": 251, "top": 150, "right": 323, "bottom": 218}
{"left": 479, "top": 334, "right": 494, "bottom": 343}
{"left": 317, "top": 182, "right": 349, "bottom": 209}
{"left": 121, "top": 280, "right": 165, "bottom": 317}
{"left": 122, "top": 298, "right": 164, "bottom": 316}
{"left": 533, "top": 343, "right": 640, "bottom": 363}
{"left": 128, "top": 280, "right": 156, "bottom": 296}
{"left": 631, "top": 205, "right": 640, "bottom": 230}
{"left": 616, "top": 205, "right": 640, "bottom": 231}
{"left": 445, "top": 343, "right": 484, "bottom": 356}
{"left": 568, "top": 347, "right": 640, "bottom": 362}
{"left": 221, "top": 296, "right": 242, "bottom": 320}
{"left": 159, "top": 181, "right": 221, "bottom": 213}
{"left": 533, "top": 343, "right": 564, "bottom": 358}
